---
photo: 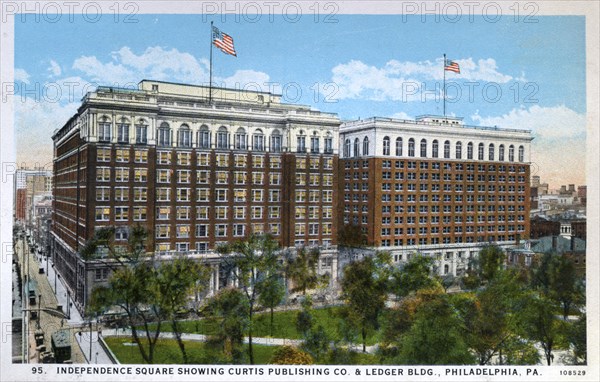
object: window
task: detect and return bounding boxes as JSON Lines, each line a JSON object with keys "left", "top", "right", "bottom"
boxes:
{"left": 252, "top": 207, "right": 263, "bottom": 219}
{"left": 489, "top": 143, "right": 495, "bottom": 161}
{"left": 216, "top": 189, "right": 227, "bottom": 202}
{"left": 197, "top": 188, "right": 209, "bottom": 202}
{"left": 157, "top": 169, "right": 170, "bottom": 183}
{"left": 234, "top": 189, "right": 246, "bottom": 202}
{"left": 157, "top": 151, "right": 171, "bottom": 164}
{"left": 177, "top": 170, "right": 191, "bottom": 183}
{"left": 455, "top": 141, "right": 462, "bottom": 159}
{"left": 353, "top": 138, "right": 360, "bottom": 157}
{"left": 198, "top": 126, "right": 210, "bottom": 148}
{"left": 235, "top": 127, "right": 247, "bottom": 150}
{"left": 269, "top": 206, "right": 281, "bottom": 218}
{"left": 253, "top": 129, "right": 265, "bottom": 151}
{"left": 96, "top": 187, "right": 110, "bottom": 201}
{"left": 134, "top": 187, "right": 147, "bottom": 202}
{"left": 135, "top": 122, "right": 148, "bottom": 144}
{"left": 509, "top": 145, "right": 515, "bottom": 161}
{"left": 383, "top": 136, "right": 391, "bottom": 156}
{"left": 233, "top": 224, "right": 245, "bottom": 237}
{"left": 310, "top": 135, "right": 319, "bottom": 154}
{"left": 420, "top": 139, "right": 427, "bottom": 157}
{"left": 217, "top": 126, "right": 229, "bottom": 149}
{"left": 408, "top": 138, "right": 415, "bottom": 157}
{"left": 117, "top": 120, "right": 130, "bottom": 143}
{"left": 499, "top": 144, "right": 505, "bottom": 161}
{"left": 444, "top": 140, "right": 451, "bottom": 159}
{"left": 97, "top": 147, "right": 111, "bottom": 162}
{"left": 176, "top": 225, "right": 190, "bottom": 238}
{"left": 115, "top": 207, "right": 129, "bottom": 221}
{"left": 95, "top": 207, "right": 110, "bottom": 221}
{"left": 115, "top": 187, "right": 129, "bottom": 202}
{"left": 156, "top": 188, "right": 170, "bottom": 201}
{"left": 177, "top": 152, "right": 191, "bottom": 166}
{"left": 156, "top": 225, "right": 170, "bottom": 239}
{"left": 324, "top": 135, "right": 333, "bottom": 154}
{"left": 467, "top": 142, "right": 474, "bottom": 159}
{"left": 270, "top": 173, "right": 281, "bottom": 185}
{"left": 395, "top": 137, "right": 402, "bottom": 156}
{"left": 234, "top": 171, "right": 247, "bottom": 184}
{"left": 158, "top": 122, "right": 171, "bottom": 146}
{"left": 98, "top": 119, "right": 111, "bottom": 142}
{"left": 271, "top": 130, "right": 282, "bottom": 152}
{"left": 432, "top": 140, "right": 439, "bottom": 158}
{"left": 234, "top": 206, "right": 245, "bottom": 219}
{"left": 134, "top": 150, "right": 147, "bottom": 163}
{"left": 343, "top": 139, "right": 351, "bottom": 157}
{"left": 177, "top": 207, "right": 190, "bottom": 220}
{"left": 252, "top": 155, "right": 264, "bottom": 168}
{"left": 197, "top": 206, "right": 209, "bottom": 220}
{"left": 177, "top": 188, "right": 190, "bottom": 202}
{"left": 297, "top": 134, "right": 306, "bottom": 153}
{"left": 133, "top": 206, "right": 147, "bottom": 221}
{"left": 115, "top": 168, "right": 129, "bottom": 182}
{"left": 518, "top": 145, "right": 524, "bottom": 162}
{"left": 478, "top": 143, "right": 484, "bottom": 160}
{"left": 178, "top": 124, "right": 191, "bottom": 147}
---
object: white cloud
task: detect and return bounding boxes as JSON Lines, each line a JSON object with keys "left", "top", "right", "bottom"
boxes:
{"left": 330, "top": 57, "right": 514, "bottom": 101}
{"left": 471, "top": 105, "right": 586, "bottom": 186}
{"left": 15, "top": 97, "right": 79, "bottom": 167}
{"left": 219, "top": 70, "right": 271, "bottom": 89}
{"left": 390, "top": 111, "right": 413, "bottom": 120}
{"left": 471, "top": 105, "right": 585, "bottom": 140}
{"left": 14, "top": 68, "right": 30, "bottom": 84}
{"left": 48, "top": 60, "right": 62, "bottom": 77}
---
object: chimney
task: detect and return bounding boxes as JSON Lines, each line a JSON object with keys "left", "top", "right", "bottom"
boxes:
{"left": 560, "top": 185, "right": 567, "bottom": 193}
{"left": 570, "top": 236, "right": 576, "bottom": 251}
{"left": 552, "top": 235, "right": 558, "bottom": 251}
{"left": 568, "top": 184, "right": 575, "bottom": 193}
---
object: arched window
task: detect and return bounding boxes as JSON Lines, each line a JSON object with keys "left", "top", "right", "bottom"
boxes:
{"left": 420, "top": 139, "right": 427, "bottom": 157}
{"left": 117, "top": 118, "right": 130, "bottom": 143}
{"left": 353, "top": 138, "right": 360, "bottom": 158}
{"left": 310, "top": 132, "right": 319, "bottom": 154}
{"left": 98, "top": 116, "right": 111, "bottom": 142}
{"left": 271, "top": 130, "right": 282, "bottom": 152}
{"left": 234, "top": 127, "right": 247, "bottom": 150}
{"left": 253, "top": 129, "right": 265, "bottom": 151}
{"left": 198, "top": 125, "right": 210, "bottom": 148}
{"left": 467, "top": 142, "right": 474, "bottom": 159}
{"left": 296, "top": 131, "right": 306, "bottom": 153}
{"left": 383, "top": 136, "right": 390, "bottom": 156}
{"left": 509, "top": 145, "right": 515, "bottom": 162}
{"left": 363, "top": 136, "right": 369, "bottom": 156}
{"left": 217, "top": 126, "right": 229, "bottom": 149}
{"left": 478, "top": 143, "right": 484, "bottom": 160}
{"left": 135, "top": 119, "right": 148, "bottom": 144}
{"left": 499, "top": 144, "right": 505, "bottom": 161}
{"left": 408, "top": 138, "right": 415, "bottom": 157}
{"left": 444, "top": 140, "right": 450, "bottom": 159}
{"left": 344, "top": 138, "right": 351, "bottom": 157}
{"left": 518, "top": 145, "right": 525, "bottom": 162}
{"left": 158, "top": 122, "right": 171, "bottom": 146}
{"left": 178, "top": 124, "right": 191, "bottom": 147}
{"left": 488, "top": 143, "right": 495, "bottom": 161}
{"left": 324, "top": 132, "right": 333, "bottom": 154}
{"left": 395, "top": 137, "right": 403, "bottom": 156}
{"left": 432, "top": 140, "right": 439, "bottom": 158}
{"left": 455, "top": 141, "right": 462, "bottom": 159}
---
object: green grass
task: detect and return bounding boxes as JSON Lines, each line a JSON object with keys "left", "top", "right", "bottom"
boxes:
{"left": 137, "top": 306, "right": 381, "bottom": 346}
{"left": 103, "top": 336, "right": 279, "bottom": 364}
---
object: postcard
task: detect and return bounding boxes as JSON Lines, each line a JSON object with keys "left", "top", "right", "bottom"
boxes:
{"left": 1, "top": 1, "right": 598, "bottom": 381}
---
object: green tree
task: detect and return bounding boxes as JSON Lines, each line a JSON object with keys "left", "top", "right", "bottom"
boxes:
{"left": 340, "top": 253, "right": 389, "bottom": 352}
{"left": 302, "top": 325, "right": 331, "bottom": 363}
{"left": 337, "top": 223, "right": 367, "bottom": 249}
{"left": 295, "top": 296, "right": 314, "bottom": 336}
{"left": 391, "top": 253, "right": 438, "bottom": 299}
{"left": 86, "top": 226, "right": 164, "bottom": 364}
{"left": 396, "top": 293, "right": 475, "bottom": 365}
{"left": 517, "top": 292, "right": 564, "bottom": 365}
{"left": 155, "top": 255, "right": 211, "bottom": 363}
{"left": 566, "top": 314, "right": 586, "bottom": 365}
{"left": 257, "top": 275, "right": 285, "bottom": 337}
{"left": 216, "top": 233, "right": 282, "bottom": 364}
{"left": 547, "top": 255, "right": 583, "bottom": 319}
{"left": 206, "top": 288, "right": 249, "bottom": 363}
{"left": 270, "top": 345, "right": 313, "bottom": 365}
{"left": 461, "top": 245, "right": 505, "bottom": 289}
{"left": 285, "top": 247, "right": 329, "bottom": 296}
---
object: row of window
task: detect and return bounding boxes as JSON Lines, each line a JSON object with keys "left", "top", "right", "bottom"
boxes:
{"left": 380, "top": 225, "right": 526, "bottom": 236}
{"left": 344, "top": 137, "right": 526, "bottom": 162}
{"left": 98, "top": 120, "right": 334, "bottom": 153}
{"left": 153, "top": 222, "right": 333, "bottom": 239}
{"left": 155, "top": 239, "right": 333, "bottom": 253}
{"left": 378, "top": 234, "right": 522, "bottom": 247}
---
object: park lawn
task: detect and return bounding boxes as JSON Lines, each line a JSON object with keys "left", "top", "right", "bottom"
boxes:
{"left": 139, "top": 306, "right": 381, "bottom": 346}
{"left": 103, "top": 336, "right": 279, "bottom": 364}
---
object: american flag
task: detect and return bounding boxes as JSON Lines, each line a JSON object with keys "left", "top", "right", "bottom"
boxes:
{"left": 444, "top": 59, "right": 460, "bottom": 73}
{"left": 213, "top": 26, "right": 237, "bottom": 57}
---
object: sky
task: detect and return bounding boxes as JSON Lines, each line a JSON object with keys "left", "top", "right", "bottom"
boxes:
{"left": 12, "top": 11, "right": 587, "bottom": 188}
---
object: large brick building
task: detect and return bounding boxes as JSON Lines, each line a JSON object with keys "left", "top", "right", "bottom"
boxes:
{"left": 338, "top": 115, "right": 533, "bottom": 276}
{"left": 51, "top": 80, "right": 340, "bottom": 312}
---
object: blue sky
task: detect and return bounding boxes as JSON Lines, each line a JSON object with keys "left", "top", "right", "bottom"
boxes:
{"left": 13, "top": 13, "right": 586, "bottom": 186}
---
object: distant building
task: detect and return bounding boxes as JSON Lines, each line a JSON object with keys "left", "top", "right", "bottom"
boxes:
{"left": 530, "top": 216, "right": 560, "bottom": 239}
{"left": 14, "top": 168, "right": 52, "bottom": 227}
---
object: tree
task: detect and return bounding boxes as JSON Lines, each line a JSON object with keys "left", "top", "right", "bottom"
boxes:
{"left": 546, "top": 255, "right": 583, "bottom": 319}
{"left": 391, "top": 253, "right": 439, "bottom": 299}
{"left": 340, "top": 253, "right": 389, "bottom": 352}
{"left": 155, "top": 255, "right": 210, "bottom": 363}
{"left": 295, "top": 296, "right": 314, "bottom": 337}
{"left": 337, "top": 223, "right": 367, "bottom": 249}
{"left": 257, "top": 275, "right": 285, "bottom": 337}
{"left": 270, "top": 345, "right": 313, "bottom": 365}
{"left": 566, "top": 314, "right": 586, "bottom": 365}
{"left": 216, "top": 233, "right": 283, "bottom": 364}
{"left": 461, "top": 245, "right": 505, "bottom": 289}
{"left": 395, "top": 293, "right": 475, "bottom": 365}
{"left": 285, "top": 247, "right": 329, "bottom": 296}
{"left": 517, "top": 292, "right": 564, "bottom": 365}
{"left": 302, "top": 325, "right": 331, "bottom": 363}
{"left": 205, "top": 288, "right": 250, "bottom": 363}
{"left": 86, "top": 226, "right": 163, "bottom": 364}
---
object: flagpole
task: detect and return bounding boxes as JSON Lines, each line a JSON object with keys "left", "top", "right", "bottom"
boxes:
{"left": 209, "top": 21, "right": 214, "bottom": 104}
{"left": 443, "top": 53, "right": 446, "bottom": 117}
